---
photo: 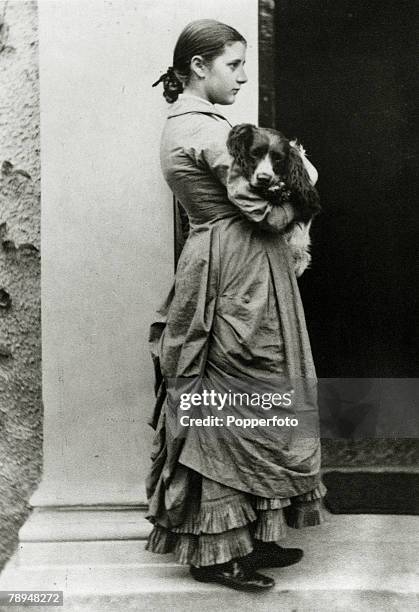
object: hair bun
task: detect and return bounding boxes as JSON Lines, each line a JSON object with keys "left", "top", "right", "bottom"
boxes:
{"left": 152, "top": 66, "right": 183, "bottom": 103}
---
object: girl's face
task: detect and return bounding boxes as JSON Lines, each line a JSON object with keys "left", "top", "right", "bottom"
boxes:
{"left": 203, "top": 42, "right": 248, "bottom": 105}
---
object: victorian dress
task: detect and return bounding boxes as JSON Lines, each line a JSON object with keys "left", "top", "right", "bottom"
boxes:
{"left": 145, "top": 94, "right": 326, "bottom": 567}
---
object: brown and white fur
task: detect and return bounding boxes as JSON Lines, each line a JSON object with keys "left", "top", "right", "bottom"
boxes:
{"left": 226, "top": 124, "right": 321, "bottom": 277}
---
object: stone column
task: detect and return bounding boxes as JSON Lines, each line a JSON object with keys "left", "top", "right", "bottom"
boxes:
{"left": 0, "top": 0, "right": 259, "bottom": 594}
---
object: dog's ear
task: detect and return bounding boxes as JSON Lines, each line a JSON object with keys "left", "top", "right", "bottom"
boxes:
{"left": 287, "top": 146, "right": 321, "bottom": 218}
{"left": 226, "top": 124, "right": 257, "bottom": 175}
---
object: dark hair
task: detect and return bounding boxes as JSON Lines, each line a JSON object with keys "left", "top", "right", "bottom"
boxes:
{"left": 152, "top": 19, "right": 246, "bottom": 103}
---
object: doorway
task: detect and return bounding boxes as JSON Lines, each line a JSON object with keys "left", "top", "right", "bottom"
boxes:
{"left": 271, "top": 0, "right": 418, "bottom": 378}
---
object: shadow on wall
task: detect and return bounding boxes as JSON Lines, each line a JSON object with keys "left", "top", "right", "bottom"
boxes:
{"left": 0, "top": 1, "right": 42, "bottom": 573}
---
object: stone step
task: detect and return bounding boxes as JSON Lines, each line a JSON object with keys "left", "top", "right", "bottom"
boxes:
{"left": 0, "top": 515, "right": 418, "bottom": 611}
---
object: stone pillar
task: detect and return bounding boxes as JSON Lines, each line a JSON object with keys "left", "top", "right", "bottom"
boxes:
{"left": 0, "top": 0, "right": 259, "bottom": 594}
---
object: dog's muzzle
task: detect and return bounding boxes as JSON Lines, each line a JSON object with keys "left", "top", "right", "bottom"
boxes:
{"left": 255, "top": 172, "right": 273, "bottom": 187}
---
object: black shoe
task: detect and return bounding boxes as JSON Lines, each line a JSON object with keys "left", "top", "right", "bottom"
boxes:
{"left": 190, "top": 560, "right": 275, "bottom": 591}
{"left": 242, "top": 541, "right": 304, "bottom": 570}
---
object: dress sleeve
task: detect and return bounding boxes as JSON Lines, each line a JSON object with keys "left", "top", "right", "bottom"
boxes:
{"left": 193, "top": 122, "right": 296, "bottom": 234}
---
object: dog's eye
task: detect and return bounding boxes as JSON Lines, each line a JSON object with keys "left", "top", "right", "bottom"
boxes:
{"left": 271, "top": 154, "right": 286, "bottom": 167}
{"left": 251, "top": 147, "right": 265, "bottom": 158}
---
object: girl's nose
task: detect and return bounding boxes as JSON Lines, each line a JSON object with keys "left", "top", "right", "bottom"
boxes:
{"left": 237, "top": 67, "right": 248, "bottom": 84}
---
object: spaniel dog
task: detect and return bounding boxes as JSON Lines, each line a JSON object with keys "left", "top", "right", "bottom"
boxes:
{"left": 227, "top": 124, "right": 321, "bottom": 277}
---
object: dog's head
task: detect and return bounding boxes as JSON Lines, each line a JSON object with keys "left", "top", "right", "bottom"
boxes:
{"left": 226, "top": 124, "right": 289, "bottom": 189}
{"left": 227, "top": 123, "right": 321, "bottom": 216}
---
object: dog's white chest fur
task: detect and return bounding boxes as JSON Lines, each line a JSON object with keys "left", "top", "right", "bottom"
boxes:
{"left": 285, "top": 220, "right": 313, "bottom": 277}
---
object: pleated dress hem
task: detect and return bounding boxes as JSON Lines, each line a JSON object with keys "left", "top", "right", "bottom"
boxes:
{"left": 145, "top": 481, "right": 327, "bottom": 567}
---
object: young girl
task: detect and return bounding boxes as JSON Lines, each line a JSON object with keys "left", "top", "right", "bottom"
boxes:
{"left": 147, "top": 19, "right": 326, "bottom": 591}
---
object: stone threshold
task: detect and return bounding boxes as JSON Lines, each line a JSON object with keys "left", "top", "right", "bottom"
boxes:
{"left": 0, "top": 514, "right": 417, "bottom": 611}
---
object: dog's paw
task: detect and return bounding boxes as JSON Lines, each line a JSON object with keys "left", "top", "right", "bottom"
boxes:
{"left": 290, "top": 246, "right": 311, "bottom": 277}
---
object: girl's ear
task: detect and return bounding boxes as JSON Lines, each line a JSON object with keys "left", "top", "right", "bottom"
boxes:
{"left": 190, "top": 55, "right": 206, "bottom": 79}
{"left": 226, "top": 124, "right": 257, "bottom": 175}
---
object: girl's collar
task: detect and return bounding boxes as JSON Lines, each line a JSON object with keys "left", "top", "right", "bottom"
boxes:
{"left": 167, "top": 94, "right": 229, "bottom": 121}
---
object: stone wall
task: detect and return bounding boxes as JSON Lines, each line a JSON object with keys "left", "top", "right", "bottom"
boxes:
{"left": 0, "top": 0, "right": 41, "bottom": 572}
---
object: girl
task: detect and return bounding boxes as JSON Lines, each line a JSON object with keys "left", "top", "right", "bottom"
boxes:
{"left": 147, "top": 19, "right": 326, "bottom": 591}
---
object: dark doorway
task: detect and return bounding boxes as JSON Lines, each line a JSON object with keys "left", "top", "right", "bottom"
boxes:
{"left": 272, "top": 0, "right": 418, "bottom": 377}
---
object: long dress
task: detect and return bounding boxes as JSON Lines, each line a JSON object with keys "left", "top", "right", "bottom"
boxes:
{"left": 146, "top": 94, "right": 326, "bottom": 567}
